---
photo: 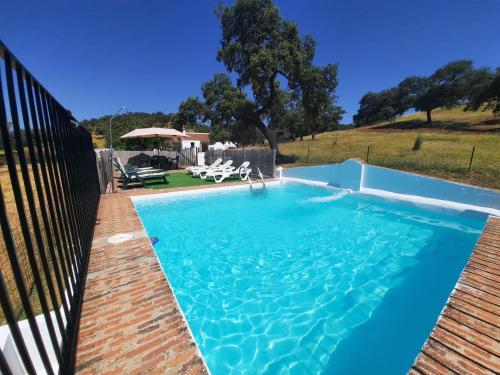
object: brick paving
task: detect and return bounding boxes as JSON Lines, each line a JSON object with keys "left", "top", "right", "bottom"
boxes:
{"left": 411, "top": 216, "right": 500, "bottom": 375}
{"left": 74, "top": 181, "right": 265, "bottom": 374}
{"left": 75, "top": 179, "right": 499, "bottom": 374}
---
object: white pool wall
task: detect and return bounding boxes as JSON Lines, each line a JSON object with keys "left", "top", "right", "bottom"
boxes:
{"left": 283, "top": 159, "right": 500, "bottom": 215}
{"left": 363, "top": 164, "right": 499, "bottom": 209}
{"left": 281, "top": 159, "right": 363, "bottom": 191}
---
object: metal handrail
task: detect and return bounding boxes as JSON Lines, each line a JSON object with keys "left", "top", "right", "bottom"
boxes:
{"left": 246, "top": 174, "right": 254, "bottom": 190}
{"left": 257, "top": 168, "right": 266, "bottom": 188}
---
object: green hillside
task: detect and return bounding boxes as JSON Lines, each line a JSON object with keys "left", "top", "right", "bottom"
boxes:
{"left": 279, "top": 107, "right": 500, "bottom": 189}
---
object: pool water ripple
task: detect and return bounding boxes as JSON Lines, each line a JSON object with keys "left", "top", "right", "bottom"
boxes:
{"left": 134, "top": 183, "right": 485, "bottom": 375}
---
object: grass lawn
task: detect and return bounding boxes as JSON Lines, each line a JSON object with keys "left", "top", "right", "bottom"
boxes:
{"left": 143, "top": 170, "right": 241, "bottom": 189}
{"left": 279, "top": 107, "right": 500, "bottom": 190}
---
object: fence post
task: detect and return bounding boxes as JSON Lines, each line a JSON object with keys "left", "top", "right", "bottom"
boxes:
{"left": 468, "top": 145, "right": 476, "bottom": 171}
{"left": 366, "top": 145, "right": 370, "bottom": 163}
{"left": 307, "top": 146, "right": 310, "bottom": 163}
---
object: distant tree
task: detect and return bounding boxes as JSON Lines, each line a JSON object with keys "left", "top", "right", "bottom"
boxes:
{"left": 397, "top": 76, "right": 429, "bottom": 112}
{"left": 412, "top": 60, "right": 475, "bottom": 123}
{"left": 278, "top": 109, "right": 305, "bottom": 141}
{"left": 173, "top": 96, "right": 207, "bottom": 130}
{"left": 296, "top": 64, "right": 341, "bottom": 139}
{"left": 353, "top": 92, "right": 380, "bottom": 126}
{"left": 201, "top": 73, "right": 244, "bottom": 142}
{"left": 191, "top": 124, "right": 211, "bottom": 133}
{"left": 355, "top": 60, "right": 478, "bottom": 125}
{"left": 209, "top": 125, "right": 234, "bottom": 143}
{"left": 353, "top": 88, "right": 402, "bottom": 126}
{"left": 317, "top": 101, "right": 345, "bottom": 133}
{"left": 80, "top": 111, "right": 174, "bottom": 149}
{"left": 202, "top": 74, "right": 243, "bottom": 126}
{"left": 216, "top": 0, "right": 341, "bottom": 152}
{"left": 268, "top": 89, "right": 304, "bottom": 141}
{"left": 465, "top": 68, "right": 500, "bottom": 114}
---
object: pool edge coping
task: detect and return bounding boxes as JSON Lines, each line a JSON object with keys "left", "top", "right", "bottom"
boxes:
{"left": 131, "top": 199, "right": 214, "bottom": 375}
{"left": 76, "top": 178, "right": 498, "bottom": 374}
{"left": 410, "top": 215, "right": 500, "bottom": 374}
{"left": 130, "top": 179, "right": 499, "bottom": 374}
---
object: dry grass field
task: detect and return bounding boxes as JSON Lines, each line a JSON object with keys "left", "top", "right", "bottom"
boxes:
{"left": 92, "top": 132, "right": 107, "bottom": 148}
{"left": 279, "top": 107, "right": 500, "bottom": 190}
{"left": 0, "top": 165, "right": 58, "bottom": 323}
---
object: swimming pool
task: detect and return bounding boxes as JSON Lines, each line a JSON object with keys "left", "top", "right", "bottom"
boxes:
{"left": 133, "top": 183, "right": 486, "bottom": 374}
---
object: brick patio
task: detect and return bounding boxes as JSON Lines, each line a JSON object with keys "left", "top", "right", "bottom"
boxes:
{"left": 75, "top": 180, "right": 273, "bottom": 374}
{"left": 411, "top": 216, "right": 500, "bottom": 375}
{"left": 75, "top": 181, "right": 499, "bottom": 374}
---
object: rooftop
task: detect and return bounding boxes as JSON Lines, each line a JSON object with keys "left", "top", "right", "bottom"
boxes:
{"left": 184, "top": 132, "right": 209, "bottom": 142}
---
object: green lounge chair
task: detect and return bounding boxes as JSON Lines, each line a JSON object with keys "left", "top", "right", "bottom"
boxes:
{"left": 115, "top": 162, "right": 169, "bottom": 189}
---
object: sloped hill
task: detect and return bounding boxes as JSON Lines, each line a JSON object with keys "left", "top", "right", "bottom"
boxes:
{"left": 361, "top": 106, "right": 499, "bottom": 132}
{"left": 279, "top": 107, "right": 500, "bottom": 189}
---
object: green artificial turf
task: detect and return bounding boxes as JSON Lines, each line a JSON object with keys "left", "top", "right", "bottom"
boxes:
{"left": 144, "top": 171, "right": 240, "bottom": 189}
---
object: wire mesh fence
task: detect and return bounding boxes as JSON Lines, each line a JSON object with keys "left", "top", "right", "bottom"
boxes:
{"left": 288, "top": 141, "right": 499, "bottom": 189}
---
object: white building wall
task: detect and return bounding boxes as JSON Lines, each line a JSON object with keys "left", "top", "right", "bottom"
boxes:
{"left": 181, "top": 140, "right": 201, "bottom": 150}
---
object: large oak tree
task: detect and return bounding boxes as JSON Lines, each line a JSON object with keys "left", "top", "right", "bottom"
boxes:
{"left": 215, "top": 0, "right": 340, "bottom": 151}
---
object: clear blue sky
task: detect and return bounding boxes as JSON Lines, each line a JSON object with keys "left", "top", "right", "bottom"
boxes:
{"left": 1, "top": 0, "right": 499, "bottom": 123}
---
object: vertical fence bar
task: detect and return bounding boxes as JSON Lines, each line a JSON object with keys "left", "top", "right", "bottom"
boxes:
{"left": 46, "top": 95, "right": 83, "bottom": 268}
{"left": 0, "top": 40, "right": 100, "bottom": 374}
{"left": 11, "top": 58, "right": 67, "bottom": 364}
{"left": 0, "top": 273, "right": 36, "bottom": 374}
{"left": 39, "top": 89, "right": 82, "bottom": 279}
{"left": 25, "top": 74, "right": 74, "bottom": 322}
{"left": 14, "top": 61, "right": 70, "bottom": 350}
{"left": 32, "top": 80, "right": 78, "bottom": 297}
{"left": 1, "top": 50, "right": 57, "bottom": 375}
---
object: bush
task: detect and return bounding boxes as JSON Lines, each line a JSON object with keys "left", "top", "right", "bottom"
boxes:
{"left": 412, "top": 136, "right": 423, "bottom": 151}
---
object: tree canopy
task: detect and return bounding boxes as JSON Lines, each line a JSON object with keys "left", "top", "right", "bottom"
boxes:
{"left": 354, "top": 60, "right": 496, "bottom": 126}
{"left": 81, "top": 111, "right": 175, "bottom": 149}
{"left": 172, "top": 96, "right": 207, "bottom": 131}
{"left": 464, "top": 68, "right": 500, "bottom": 114}
{"left": 82, "top": 0, "right": 344, "bottom": 150}
{"left": 214, "top": 0, "right": 342, "bottom": 151}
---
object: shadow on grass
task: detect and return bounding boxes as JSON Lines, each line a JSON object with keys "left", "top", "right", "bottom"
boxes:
{"left": 276, "top": 153, "right": 297, "bottom": 164}
{"left": 371, "top": 119, "right": 499, "bottom": 132}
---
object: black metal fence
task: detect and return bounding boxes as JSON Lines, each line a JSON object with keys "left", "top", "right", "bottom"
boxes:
{"left": 0, "top": 41, "right": 100, "bottom": 374}
{"left": 205, "top": 148, "right": 276, "bottom": 177}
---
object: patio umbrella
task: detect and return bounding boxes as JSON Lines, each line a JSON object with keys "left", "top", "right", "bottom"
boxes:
{"left": 120, "top": 127, "right": 190, "bottom": 140}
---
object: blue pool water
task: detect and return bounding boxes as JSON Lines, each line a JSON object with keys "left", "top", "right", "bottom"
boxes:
{"left": 134, "top": 183, "right": 485, "bottom": 375}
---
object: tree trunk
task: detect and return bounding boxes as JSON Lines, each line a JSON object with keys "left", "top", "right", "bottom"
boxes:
{"left": 311, "top": 131, "right": 316, "bottom": 141}
{"left": 255, "top": 120, "right": 279, "bottom": 153}
{"left": 426, "top": 109, "right": 432, "bottom": 123}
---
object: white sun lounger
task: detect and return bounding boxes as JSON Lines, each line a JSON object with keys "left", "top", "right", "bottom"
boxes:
{"left": 187, "top": 158, "right": 223, "bottom": 176}
{"left": 204, "top": 161, "right": 252, "bottom": 183}
{"left": 199, "top": 160, "right": 234, "bottom": 179}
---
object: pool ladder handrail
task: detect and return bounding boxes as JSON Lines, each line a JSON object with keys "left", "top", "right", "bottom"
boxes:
{"left": 246, "top": 168, "right": 266, "bottom": 189}
{"left": 246, "top": 174, "right": 253, "bottom": 190}
{"left": 257, "top": 168, "right": 266, "bottom": 188}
